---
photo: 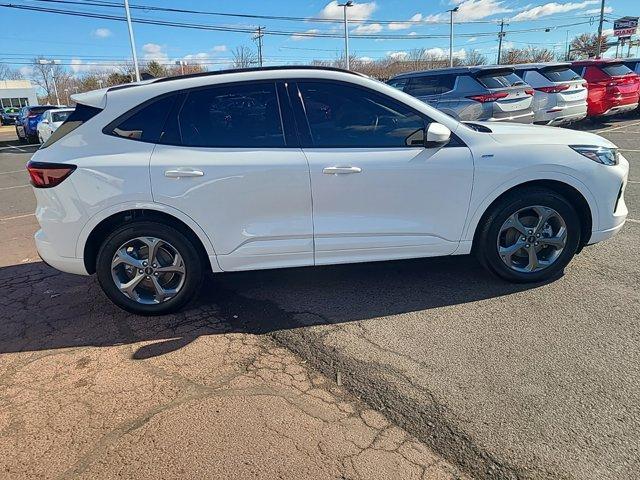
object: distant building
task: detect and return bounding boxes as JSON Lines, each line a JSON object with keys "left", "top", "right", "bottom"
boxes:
{"left": 0, "top": 80, "right": 38, "bottom": 109}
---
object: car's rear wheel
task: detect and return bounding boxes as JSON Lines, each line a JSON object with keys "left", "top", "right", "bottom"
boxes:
{"left": 475, "top": 187, "right": 581, "bottom": 283}
{"left": 96, "top": 221, "right": 203, "bottom": 315}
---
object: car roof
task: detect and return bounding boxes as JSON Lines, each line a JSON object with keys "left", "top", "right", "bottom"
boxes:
{"left": 623, "top": 57, "right": 640, "bottom": 64}
{"left": 390, "top": 65, "right": 515, "bottom": 79}
{"left": 571, "top": 58, "right": 627, "bottom": 66}
{"left": 510, "top": 62, "right": 572, "bottom": 70}
{"left": 47, "top": 108, "right": 74, "bottom": 113}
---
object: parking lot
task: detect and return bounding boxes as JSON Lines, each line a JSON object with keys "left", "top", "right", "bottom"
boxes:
{"left": 1, "top": 115, "right": 639, "bottom": 480}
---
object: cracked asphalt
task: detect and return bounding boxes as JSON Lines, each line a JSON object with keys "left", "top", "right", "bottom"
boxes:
{"left": 1, "top": 115, "right": 639, "bottom": 480}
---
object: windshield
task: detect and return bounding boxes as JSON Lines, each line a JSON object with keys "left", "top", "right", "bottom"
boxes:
{"left": 29, "top": 106, "right": 57, "bottom": 115}
{"left": 601, "top": 63, "right": 634, "bottom": 77}
{"left": 542, "top": 67, "right": 582, "bottom": 82}
{"left": 52, "top": 111, "right": 72, "bottom": 123}
{"left": 476, "top": 71, "right": 524, "bottom": 88}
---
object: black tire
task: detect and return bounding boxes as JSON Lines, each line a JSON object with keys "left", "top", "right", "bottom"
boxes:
{"left": 96, "top": 221, "right": 204, "bottom": 315}
{"left": 475, "top": 187, "right": 581, "bottom": 283}
{"left": 27, "top": 133, "right": 38, "bottom": 144}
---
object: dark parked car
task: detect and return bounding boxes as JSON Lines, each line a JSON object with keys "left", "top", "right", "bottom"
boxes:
{"left": 0, "top": 107, "right": 20, "bottom": 126}
{"left": 387, "top": 66, "right": 535, "bottom": 123}
{"left": 623, "top": 57, "right": 640, "bottom": 75}
{"left": 15, "top": 105, "right": 61, "bottom": 143}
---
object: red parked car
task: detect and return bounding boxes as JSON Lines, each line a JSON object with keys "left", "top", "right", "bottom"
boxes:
{"left": 571, "top": 59, "right": 640, "bottom": 118}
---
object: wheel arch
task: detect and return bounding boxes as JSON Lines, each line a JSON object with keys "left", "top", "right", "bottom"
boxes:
{"left": 469, "top": 179, "right": 594, "bottom": 252}
{"left": 81, "top": 206, "right": 219, "bottom": 275}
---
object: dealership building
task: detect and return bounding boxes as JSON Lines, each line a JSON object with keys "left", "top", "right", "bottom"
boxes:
{"left": 0, "top": 80, "right": 38, "bottom": 109}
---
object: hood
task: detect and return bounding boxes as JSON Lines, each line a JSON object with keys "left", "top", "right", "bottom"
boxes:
{"left": 477, "top": 122, "right": 617, "bottom": 149}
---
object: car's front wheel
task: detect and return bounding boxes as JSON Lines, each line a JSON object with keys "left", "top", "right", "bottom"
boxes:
{"left": 475, "top": 187, "right": 581, "bottom": 283}
{"left": 96, "top": 221, "right": 204, "bottom": 315}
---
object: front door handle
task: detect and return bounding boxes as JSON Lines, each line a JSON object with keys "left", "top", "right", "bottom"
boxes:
{"left": 322, "top": 166, "right": 362, "bottom": 175}
{"left": 164, "top": 168, "right": 204, "bottom": 178}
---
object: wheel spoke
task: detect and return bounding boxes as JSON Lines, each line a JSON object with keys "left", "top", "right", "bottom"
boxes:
{"left": 505, "top": 213, "right": 529, "bottom": 236}
{"left": 156, "top": 255, "right": 185, "bottom": 274}
{"left": 499, "top": 240, "right": 526, "bottom": 263}
{"left": 112, "top": 249, "right": 144, "bottom": 270}
{"left": 526, "top": 246, "right": 539, "bottom": 271}
{"left": 532, "top": 206, "right": 554, "bottom": 234}
{"left": 140, "top": 237, "right": 163, "bottom": 264}
{"left": 118, "top": 272, "right": 145, "bottom": 301}
{"left": 150, "top": 276, "right": 178, "bottom": 303}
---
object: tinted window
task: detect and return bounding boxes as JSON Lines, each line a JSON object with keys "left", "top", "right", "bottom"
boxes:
{"left": 542, "top": 67, "right": 582, "bottom": 82}
{"left": 297, "top": 81, "right": 425, "bottom": 148}
{"left": 52, "top": 111, "right": 72, "bottom": 123}
{"left": 476, "top": 71, "right": 524, "bottom": 88}
{"left": 111, "top": 94, "right": 176, "bottom": 142}
{"left": 41, "top": 103, "right": 102, "bottom": 148}
{"left": 387, "top": 78, "right": 408, "bottom": 90}
{"left": 406, "top": 75, "right": 456, "bottom": 96}
{"left": 29, "top": 106, "right": 57, "bottom": 115}
{"left": 601, "top": 63, "right": 634, "bottom": 77}
{"left": 177, "top": 82, "right": 285, "bottom": 148}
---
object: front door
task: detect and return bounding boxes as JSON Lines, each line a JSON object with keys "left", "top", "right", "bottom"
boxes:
{"left": 150, "top": 81, "right": 313, "bottom": 271}
{"left": 290, "top": 80, "right": 474, "bottom": 265}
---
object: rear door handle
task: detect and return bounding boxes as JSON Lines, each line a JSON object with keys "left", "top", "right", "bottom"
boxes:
{"left": 164, "top": 168, "right": 204, "bottom": 178}
{"left": 322, "top": 166, "right": 362, "bottom": 175}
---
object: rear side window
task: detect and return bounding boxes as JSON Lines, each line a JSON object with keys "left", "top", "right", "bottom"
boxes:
{"left": 476, "top": 71, "right": 524, "bottom": 88}
{"left": 406, "top": 75, "right": 456, "bottom": 96}
{"left": 387, "top": 78, "right": 408, "bottom": 90}
{"left": 601, "top": 63, "right": 634, "bottom": 77}
{"left": 110, "top": 94, "right": 177, "bottom": 143}
{"left": 41, "top": 103, "right": 103, "bottom": 148}
{"left": 542, "top": 67, "right": 583, "bottom": 82}
{"left": 52, "top": 111, "right": 72, "bottom": 123}
{"left": 175, "top": 82, "right": 285, "bottom": 148}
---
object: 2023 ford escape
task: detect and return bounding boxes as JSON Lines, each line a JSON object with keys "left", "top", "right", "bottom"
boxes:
{"left": 28, "top": 67, "right": 629, "bottom": 315}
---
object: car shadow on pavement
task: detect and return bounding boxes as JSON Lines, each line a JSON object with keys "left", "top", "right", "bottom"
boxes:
{"left": 0, "top": 256, "right": 546, "bottom": 360}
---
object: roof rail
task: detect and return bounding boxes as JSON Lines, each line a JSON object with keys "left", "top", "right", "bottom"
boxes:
{"left": 151, "top": 65, "right": 365, "bottom": 84}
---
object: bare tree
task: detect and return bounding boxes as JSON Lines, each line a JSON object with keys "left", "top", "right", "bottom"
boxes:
{"left": 499, "top": 47, "right": 556, "bottom": 65}
{"left": 0, "top": 64, "right": 23, "bottom": 80}
{"left": 464, "top": 49, "right": 487, "bottom": 66}
{"left": 231, "top": 46, "right": 258, "bottom": 68}
{"left": 144, "top": 60, "right": 168, "bottom": 78}
{"left": 569, "top": 33, "right": 609, "bottom": 60}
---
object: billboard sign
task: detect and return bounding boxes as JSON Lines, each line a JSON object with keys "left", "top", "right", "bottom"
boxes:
{"left": 614, "top": 17, "right": 638, "bottom": 39}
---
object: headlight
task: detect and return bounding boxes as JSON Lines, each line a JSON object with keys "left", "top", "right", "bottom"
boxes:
{"left": 570, "top": 145, "right": 619, "bottom": 166}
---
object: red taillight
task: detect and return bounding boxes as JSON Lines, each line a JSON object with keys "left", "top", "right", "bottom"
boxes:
{"left": 27, "top": 161, "right": 76, "bottom": 188}
{"left": 467, "top": 92, "right": 509, "bottom": 103}
{"left": 535, "top": 84, "right": 570, "bottom": 93}
{"left": 524, "top": 88, "right": 535, "bottom": 96}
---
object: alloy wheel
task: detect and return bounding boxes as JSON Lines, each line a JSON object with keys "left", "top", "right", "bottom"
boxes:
{"left": 111, "top": 236, "right": 186, "bottom": 304}
{"left": 497, "top": 205, "right": 567, "bottom": 273}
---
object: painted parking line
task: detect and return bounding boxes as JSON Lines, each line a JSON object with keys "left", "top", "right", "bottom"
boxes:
{"left": 0, "top": 213, "right": 35, "bottom": 222}
{"left": 0, "top": 144, "right": 39, "bottom": 151}
{"left": 619, "top": 149, "right": 640, "bottom": 153}
{"left": 626, "top": 218, "right": 640, "bottom": 224}
{"left": 595, "top": 120, "right": 640, "bottom": 134}
{"left": 0, "top": 169, "right": 26, "bottom": 175}
{"left": 0, "top": 184, "right": 30, "bottom": 191}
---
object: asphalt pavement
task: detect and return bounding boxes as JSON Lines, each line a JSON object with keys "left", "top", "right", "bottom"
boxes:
{"left": 0, "top": 117, "right": 639, "bottom": 480}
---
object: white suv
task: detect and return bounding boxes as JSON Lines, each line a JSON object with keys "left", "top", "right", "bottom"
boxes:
{"left": 28, "top": 67, "right": 628, "bottom": 315}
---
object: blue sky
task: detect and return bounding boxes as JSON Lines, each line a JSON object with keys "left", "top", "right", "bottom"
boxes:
{"left": 1, "top": 0, "right": 638, "bottom": 76}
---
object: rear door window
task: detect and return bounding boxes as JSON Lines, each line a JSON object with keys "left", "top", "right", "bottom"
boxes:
{"left": 387, "top": 78, "right": 408, "bottom": 91}
{"left": 175, "top": 82, "right": 286, "bottom": 148}
{"left": 542, "top": 67, "right": 583, "bottom": 82}
{"left": 476, "top": 71, "right": 524, "bottom": 88}
{"left": 406, "top": 75, "right": 456, "bottom": 96}
{"left": 601, "top": 63, "right": 634, "bottom": 77}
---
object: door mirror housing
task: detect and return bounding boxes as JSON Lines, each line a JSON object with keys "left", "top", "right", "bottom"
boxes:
{"left": 425, "top": 122, "right": 451, "bottom": 148}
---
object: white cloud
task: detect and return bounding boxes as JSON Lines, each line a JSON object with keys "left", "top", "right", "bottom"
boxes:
{"left": 317, "top": 1, "right": 377, "bottom": 21}
{"left": 467, "top": 37, "right": 478, "bottom": 42}
{"left": 212, "top": 45, "right": 227, "bottom": 52}
{"left": 91, "top": 28, "right": 112, "bottom": 38}
{"left": 512, "top": 1, "right": 598, "bottom": 21}
{"left": 182, "top": 52, "right": 210, "bottom": 65}
{"left": 291, "top": 29, "right": 321, "bottom": 41}
{"left": 142, "top": 43, "right": 168, "bottom": 62}
{"left": 408, "top": 31, "right": 418, "bottom": 36}
{"left": 19, "top": 66, "right": 33, "bottom": 77}
{"left": 424, "top": 0, "right": 512, "bottom": 22}
{"left": 358, "top": 56, "right": 374, "bottom": 63}
{"left": 69, "top": 59, "right": 119, "bottom": 74}
{"left": 387, "top": 51, "right": 408, "bottom": 60}
{"left": 388, "top": 13, "right": 422, "bottom": 31}
{"left": 586, "top": 6, "right": 612, "bottom": 15}
{"left": 352, "top": 23, "right": 383, "bottom": 34}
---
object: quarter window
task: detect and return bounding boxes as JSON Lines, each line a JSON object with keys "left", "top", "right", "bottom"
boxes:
{"left": 176, "top": 82, "right": 285, "bottom": 148}
{"left": 111, "top": 94, "right": 177, "bottom": 143}
{"left": 297, "top": 81, "right": 426, "bottom": 148}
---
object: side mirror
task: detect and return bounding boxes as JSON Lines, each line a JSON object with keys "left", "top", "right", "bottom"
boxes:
{"left": 41, "top": 119, "right": 49, "bottom": 124}
{"left": 425, "top": 122, "right": 451, "bottom": 148}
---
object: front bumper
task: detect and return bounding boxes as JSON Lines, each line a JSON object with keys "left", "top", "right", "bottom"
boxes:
{"left": 35, "top": 229, "right": 89, "bottom": 276}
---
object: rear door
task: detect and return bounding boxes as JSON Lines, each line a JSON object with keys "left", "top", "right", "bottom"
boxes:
{"left": 474, "top": 69, "right": 533, "bottom": 120}
{"left": 149, "top": 81, "right": 314, "bottom": 272}
{"left": 404, "top": 75, "right": 447, "bottom": 108}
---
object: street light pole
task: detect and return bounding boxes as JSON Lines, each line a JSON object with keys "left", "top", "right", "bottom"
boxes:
{"left": 38, "top": 59, "right": 61, "bottom": 105}
{"left": 448, "top": 7, "right": 459, "bottom": 67}
{"left": 124, "top": 0, "right": 141, "bottom": 82}
{"left": 338, "top": 1, "right": 353, "bottom": 70}
{"left": 497, "top": 19, "right": 507, "bottom": 64}
{"left": 595, "top": 0, "right": 606, "bottom": 58}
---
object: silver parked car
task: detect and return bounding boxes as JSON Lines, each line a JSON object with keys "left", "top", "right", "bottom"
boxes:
{"left": 512, "top": 62, "right": 588, "bottom": 125}
{"left": 387, "top": 66, "right": 534, "bottom": 123}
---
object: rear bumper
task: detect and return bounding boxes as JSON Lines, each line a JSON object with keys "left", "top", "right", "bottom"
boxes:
{"left": 598, "top": 102, "right": 639, "bottom": 117}
{"left": 537, "top": 104, "right": 588, "bottom": 125}
{"left": 35, "top": 229, "right": 89, "bottom": 276}
{"left": 487, "top": 110, "right": 535, "bottom": 124}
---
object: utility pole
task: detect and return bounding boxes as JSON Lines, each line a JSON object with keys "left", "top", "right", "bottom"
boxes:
{"left": 124, "top": 0, "right": 141, "bottom": 82}
{"left": 255, "top": 26, "right": 265, "bottom": 67}
{"left": 497, "top": 19, "right": 507, "bottom": 64}
{"left": 448, "top": 7, "right": 459, "bottom": 67}
{"left": 339, "top": 1, "right": 353, "bottom": 70}
{"left": 38, "top": 59, "right": 61, "bottom": 106}
{"left": 595, "top": 0, "right": 605, "bottom": 58}
{"left": 565, "top": 30, "right": 570, "bottom": 60}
